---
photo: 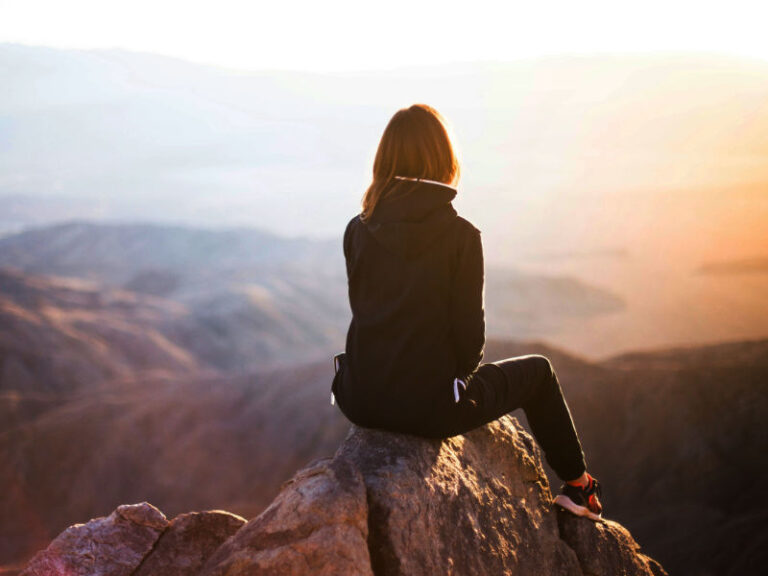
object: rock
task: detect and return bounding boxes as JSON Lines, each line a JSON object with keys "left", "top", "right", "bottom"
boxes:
{"left": 21, "top": 416, "right": 667, "bottom": 576}
{"left": 133, "top": 511, "right": 246, "bottom": 576}
{"left": 558, "top": 511, "right": 667, "bottom": 576}
{"left": 201, "top": 455, "right": 372, "bottom": 576}
{"left": 337, "top": 417, "right": 580, "bottom": 576}
{"left": 20, "top": 502, "right": 168, "bottom": 576}
{"left": 202, "top": 415, "right": 665, "bottom": 576}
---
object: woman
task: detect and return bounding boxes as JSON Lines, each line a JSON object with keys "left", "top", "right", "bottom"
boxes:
{"left": 331, "top": 103, "right": 602, "bottom": 521}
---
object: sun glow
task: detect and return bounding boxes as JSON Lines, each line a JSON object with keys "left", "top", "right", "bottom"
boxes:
{"left": 1, "top": 1, "right": 767, "bottom": 72}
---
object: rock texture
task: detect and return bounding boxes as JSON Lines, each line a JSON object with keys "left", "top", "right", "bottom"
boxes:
{"left": 133, "top": 511, "right": 246, "bottom": 576}
{"left": 21, "top": 503, "right": 169, "bottom": 576}
{"left": 202, "top": 456, "right": 373, "bottom": 576}
{"left": 20, "top": 417, "right": 665, "bottom": 576}
{"left": 20, "top": 504, "right": 245, "bottom": 576}
{"left": 558, "top": 511, "right": 666, "bottom": 576}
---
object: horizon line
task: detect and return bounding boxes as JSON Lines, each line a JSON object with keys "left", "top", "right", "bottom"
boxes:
{"left": 4, "top": 41, "right": 768, "bottom": 76}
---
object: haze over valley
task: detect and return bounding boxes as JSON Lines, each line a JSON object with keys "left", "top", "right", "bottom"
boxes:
{"left": 3, "top": 44, "right": 767, "bottom": 357}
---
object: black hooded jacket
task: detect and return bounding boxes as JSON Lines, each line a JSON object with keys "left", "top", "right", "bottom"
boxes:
{"left": 333, "top": 176, "right": 485, "bottom": 434}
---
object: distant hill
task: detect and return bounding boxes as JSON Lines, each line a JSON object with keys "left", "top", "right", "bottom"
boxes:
{"left": 0, "top": 267, "right": 203, "bottom": 395}
{"left": 0, "top": 222, "right": 625, "bottom": 370}
{"left": 0, "top": 222, "right": 350, "bottom": 371}
{"left": 467, "top": 338, "right": 768, "bottom": 575}
{"left": 0, "top": 221, "right": 337, "bottom": 283}
{"left": 575, "top": 339, "right": 768, "bottom": 574}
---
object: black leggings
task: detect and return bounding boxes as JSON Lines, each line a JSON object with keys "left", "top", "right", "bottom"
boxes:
{"left": 420, "top": 354, "right": 587, "bottom": 482}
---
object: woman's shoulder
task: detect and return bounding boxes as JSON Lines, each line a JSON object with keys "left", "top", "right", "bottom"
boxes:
{"left": 345, "top": 214, "right": 362, "bottom": 230}
{"left": 454, "top": 215, "right": 482, "bottom": 237}
{"left": 343, "top": 214, "right": 363, "bottom": 239}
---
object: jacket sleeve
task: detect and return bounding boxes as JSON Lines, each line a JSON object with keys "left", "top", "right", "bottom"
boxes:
{"left": 451, "top": 228, "right": 486, "bottom": 379}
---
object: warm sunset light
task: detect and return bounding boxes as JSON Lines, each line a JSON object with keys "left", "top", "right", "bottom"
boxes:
{"left": 1, "top": 4, "right": 766, "bottom": 576}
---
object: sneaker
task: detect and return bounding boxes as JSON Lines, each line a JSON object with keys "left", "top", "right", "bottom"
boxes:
{"left": 553, "top": 475, "right": 603, "bottom": 521}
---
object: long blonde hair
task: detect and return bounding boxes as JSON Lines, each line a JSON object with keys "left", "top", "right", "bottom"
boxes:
{"left": 361, "top": 104, "right": 460, "bottom": 222}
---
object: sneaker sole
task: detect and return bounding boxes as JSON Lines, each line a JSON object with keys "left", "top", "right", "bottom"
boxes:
{"left": 553, "top": 494, "right": 603, "bottom": 522}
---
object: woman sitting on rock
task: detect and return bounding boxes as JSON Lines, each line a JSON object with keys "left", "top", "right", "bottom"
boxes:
{"left": 331, "top": 103, "right": 603, "bottom": 521}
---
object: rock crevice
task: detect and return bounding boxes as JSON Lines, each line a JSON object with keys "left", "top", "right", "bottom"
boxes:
{"left": 128, "top": 521, "right": 167, "bottom": 576}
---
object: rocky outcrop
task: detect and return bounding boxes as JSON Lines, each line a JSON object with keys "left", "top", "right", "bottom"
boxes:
{"left": 20, "top": 503, "right": 169, "bottom": 576}
{"left": 20, "top": 505, "right": 245, "bottom": 576}
{"left": 202, "top": 456, "right": 372, "bottom": 576}
{"left": 21, "top": 416, "right": 665, "bottom": 575}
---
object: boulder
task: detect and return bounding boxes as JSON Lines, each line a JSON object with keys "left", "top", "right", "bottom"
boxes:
{"left": 558, "top": 511, "right": 667, "bottom": 576}
{"left": 202, "top": 455, "right": 372, "bottom": 576}
{"left": 133, "top": 511, "right": 246, "bottom": 576}
{"left": 201, "top": 415, "right": 665, "bottom": 576}
{"left": 21, "top": 503, "right": 168, "bottom": 576}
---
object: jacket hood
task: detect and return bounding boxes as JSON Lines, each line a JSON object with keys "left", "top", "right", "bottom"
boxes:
{"left": 364, "top": 177, "right": 458, "bottom": 259}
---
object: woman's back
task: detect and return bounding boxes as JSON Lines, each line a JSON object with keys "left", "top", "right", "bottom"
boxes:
{"left": 335, "top": 176, "right": 485, "bottom": 433}
{"left": 331, "top": 103, "right": 603, "bottom": 520}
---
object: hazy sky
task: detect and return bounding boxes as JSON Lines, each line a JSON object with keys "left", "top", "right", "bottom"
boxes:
{"left": 1, "top": 1, "right": 767, "bottom": 71}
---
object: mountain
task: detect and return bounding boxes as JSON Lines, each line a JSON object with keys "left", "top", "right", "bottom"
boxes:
{"left": 0, "top": 221, "right": 337, "bottom": 283}
{"left": 0, "top": 267, "right": 204, "bottom": 397}
{"left": 572, "top": 339, "right": 768, "bottom": 575}
{"left": 0, "top": 222, "right": 625, "bottom": 369}
{"left": 19, "top": 418, "right": 666, "bottom": 576}
{"left": 0, "top": 222, "right": 350, "bottom": 370}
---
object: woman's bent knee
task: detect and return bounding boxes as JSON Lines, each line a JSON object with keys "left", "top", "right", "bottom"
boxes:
{"left": 527, "top": 354, "right": 555, "bottom": 381}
